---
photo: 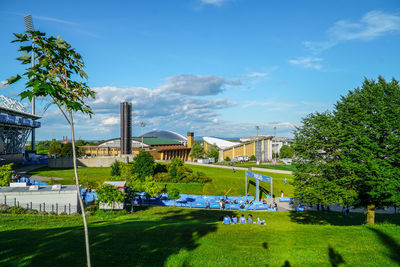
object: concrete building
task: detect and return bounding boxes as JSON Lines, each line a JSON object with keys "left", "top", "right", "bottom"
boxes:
{"left": 0, "top": 183, "right": 79, "bottom": 214}
{"left": 272, "top": 137, "right": 293, "bottom": 156}
{"left": 220, "top": 136, "right": 273, "bottom": 162}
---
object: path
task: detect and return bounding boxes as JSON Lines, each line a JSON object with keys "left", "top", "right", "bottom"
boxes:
{"left": 182, "top": 161, "right": 293, "bottom": 175}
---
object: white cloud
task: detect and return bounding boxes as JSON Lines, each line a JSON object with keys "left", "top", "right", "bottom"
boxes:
{"left": 246, "top": 72, "right": 269, "bottom": 78}
{"left": 200, "top": 0, "right": 227, "bottom": 6}
{"left": 160, "top": 74, "right": 241, "bottom": 96}
{"left": 304, "top": 10, "right": 400, "bottom": 53}
{"left": 288, "top": 56, "right": 323, "bottom": 70}
{"left": 0, "top": 81, "right": 8, "bottom": 90}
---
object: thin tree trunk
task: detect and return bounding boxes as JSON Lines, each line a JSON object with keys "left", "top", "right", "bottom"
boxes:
{"left": 70, "top": 111, "right": 91, "bottom": 267}
{"left": 367, "top": 204, "right": 375, "bottom": 225}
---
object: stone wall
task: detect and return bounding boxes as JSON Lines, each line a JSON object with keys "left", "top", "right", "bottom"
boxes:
{"left": 49, "top": 155, "right": 136, "bottom": 168}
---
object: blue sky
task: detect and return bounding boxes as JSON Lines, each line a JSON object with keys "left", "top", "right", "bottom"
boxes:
{"left": 1, "top": 0, "right": 400, "bottom": 140}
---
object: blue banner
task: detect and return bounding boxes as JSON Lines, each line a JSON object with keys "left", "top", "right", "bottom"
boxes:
{"left": 245, "top": 171, "right": 272, "bottom": 183}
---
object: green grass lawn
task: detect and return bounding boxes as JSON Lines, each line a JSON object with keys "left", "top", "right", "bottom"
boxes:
{"left": 28, "top": 164, "right": 295, "bottom": 198}
{"left": 1, "top": 207, "right": 399, "bottom": 266}
{"left": 239, "top": 163, "right": 296, "bottom": 172}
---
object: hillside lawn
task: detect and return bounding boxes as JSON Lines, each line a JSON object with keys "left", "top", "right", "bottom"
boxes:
{"left": 0, "top": 207, "right": 399, "bottom": 266}
{"left": 27, "top": 165, "right": 294, "bottom": 198}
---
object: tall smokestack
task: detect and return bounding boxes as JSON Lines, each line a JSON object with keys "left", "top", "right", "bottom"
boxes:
{"left": 120, "top": 102, "right": 132, "bottom": 154}
{"left": 187, "top": 132, "right": 194, "bottom": 148}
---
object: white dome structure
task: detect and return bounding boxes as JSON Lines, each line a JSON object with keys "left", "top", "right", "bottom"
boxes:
{"left": 202, "top": 136, "right": 241, "bottom": 150}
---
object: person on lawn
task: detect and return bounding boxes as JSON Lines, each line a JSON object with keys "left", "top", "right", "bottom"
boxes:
{"left": 232, "top": 215, "right": 238, "bottom": 224}
{"left": 240, "top": 214, "right": 246, "bottom": 224}
{"left": 247, "top": 214, "right": 253, "bottom": 224}
{"left": 223, "top": 215, "right": 232, "bottom": 224}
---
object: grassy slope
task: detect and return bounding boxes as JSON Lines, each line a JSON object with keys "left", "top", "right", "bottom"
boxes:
{"left": 0, "top": 207, "right": 399, "bottom": 266}
{"left": 28, "top": 165, "right": 294, "bottom": 197}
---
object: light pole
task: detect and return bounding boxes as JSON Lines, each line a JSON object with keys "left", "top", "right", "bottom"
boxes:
{"left": 273, "top": 126, "right": 277, "bottom": 163}
{"left": 140, "top": 122, "right": 146, "bottom": 149}
{"left": 255, "top": 125, "right": 260, "bottom": 139}
{"left": 24, "top": 14, "right": 36, "bottom": 152}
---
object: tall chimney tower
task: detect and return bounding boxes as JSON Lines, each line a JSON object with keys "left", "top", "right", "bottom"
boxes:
{"left": 120, "top": 102, "right": 132, "bottom": 155}
{"left": 187, "top": 132, "right": 194, "bottom": 148}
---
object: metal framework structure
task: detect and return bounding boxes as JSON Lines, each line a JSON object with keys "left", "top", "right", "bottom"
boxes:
{"left": 0, "top": 95, "right": 41, "bottom": 154}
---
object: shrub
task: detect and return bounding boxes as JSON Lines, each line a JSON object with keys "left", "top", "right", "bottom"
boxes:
{"left": 85, "top": 205, "right": 98, "bottom": 212}
{"left": 110, "top": 160, "right": 122, "bottom": 177}
{"left": 49, "top": 211, "right": 57, "bottom": 215}
{"left": 26, "top": 209, "right": 39, "bottom": 215}
{"left": 97, "top": 184, "right": 126, "bottom": 207}
{"left": 39, "top": 211, "right": 48, "bottom": 215}
{"left": 168, "top": 188, "right": 180, "bottom": 200}
{"left": 133, "top": 150, "right": 155, "bottom": 180}
{"left": 0, "top": 204, "right": 10, "bottom": 211}
{"left": 59, "top": 212, "right": 68, "bottom": 216}
{"left": 225, "top": 157, "right": 231, "bottom": 162}
{"left": 250, "top": 155, "right": 257, "bottom": 161}
{"left": 153, "top": 172, "right": 171, "bottom": 182}
{"left": 8, "top": 206, "right": 26, "bottom": 214}
{"left": 154, "top": 163, "right": 167, "bottom": 174}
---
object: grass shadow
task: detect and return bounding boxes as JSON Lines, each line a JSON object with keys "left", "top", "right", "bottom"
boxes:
{"left": 289, "top": 210, "right": 400, "bottom": 226}
{"left": 0, "top": 209, "right": 219, "bottom": 266}
{"left": 368, "top": 227, "right": 400, "bottom": 264}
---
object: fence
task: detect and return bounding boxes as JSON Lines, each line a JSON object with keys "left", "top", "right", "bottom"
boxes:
{"left": 2, "top": 195, "right": 79, "bottom": 215}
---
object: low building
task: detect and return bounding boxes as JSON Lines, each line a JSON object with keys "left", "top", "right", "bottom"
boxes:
{"left": 0, "top": 183, "right": 79, "bottom": 214}
{"left": 221, "top": 136, "right": 273, "bottom": 162}
{"left": 80, "top": 131, "right": 194, "bottom": 161}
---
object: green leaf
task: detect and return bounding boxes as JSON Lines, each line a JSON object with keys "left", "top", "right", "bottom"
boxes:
{"left": 7, "top": 75, "right": 21, "bottom": 85}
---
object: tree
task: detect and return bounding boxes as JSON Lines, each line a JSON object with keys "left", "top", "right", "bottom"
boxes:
{"left": 189, "top": 141, "right": 205, "bottom": 159}
{"left": 206, "top": 145, "right": 219, "bottom": 162}
{"left": 133, "top": 150, "right": 154, "bottom": 181}
{"left": 280, "top": 145, "right": 294, "bottom": 158}
{"left": 8, "top": 31, "right": 95, "bottom": 265}
{"left": 61, "top": 143, "right": 82, "bottom": 157}
{"left": 250, "top": 155, "right": 256, "bottom": 161}
{"left": 0, "top": 164, "right": 14, "bottom": 187}
{"left": 110, "top": 160, "right": 122, "bottom": 177}
{"left": 168, "top": 158, "right": 184, "bottom": 180}
{"left": 293, "top": 77, "right": 400, "bottom": 224}
{"left": 96, "top": 184, "right": 126, "bottom": 209}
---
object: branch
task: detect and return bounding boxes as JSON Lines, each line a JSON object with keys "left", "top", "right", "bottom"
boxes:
{"left": 51, "top": 95, "right": 71, "bottom": 125}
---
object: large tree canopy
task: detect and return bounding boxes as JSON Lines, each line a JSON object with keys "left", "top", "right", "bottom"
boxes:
{"left": 293, "top": 77, "right": 400, "bottom": 224}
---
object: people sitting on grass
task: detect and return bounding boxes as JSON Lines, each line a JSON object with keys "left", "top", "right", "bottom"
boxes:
{"left": 223, "top": 214, "right": 231, "bottom": 224}
{"left": 257, "top": 218, "right": 265, "bottom": 225}
{"left": 232, "top": 215, "right": 238, "bottom": 224}
{"left": 247, "top": 214, "right": 253, "bottom": 224}
{"left": 240, "top": 214, "right": 246, "bottom": 224}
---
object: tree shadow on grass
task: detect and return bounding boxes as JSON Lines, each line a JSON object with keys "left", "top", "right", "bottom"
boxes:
{"left": 368, "top": 227, "right": 400, "bottom": 265}
{"left": 0, "top": 210, "right": 219, "bottom": 266}
{"left": 289, "top": 211, "right": 400, "bottom": 226}
{"left": 328, "top": 246, "right": 345, "bottom": 267}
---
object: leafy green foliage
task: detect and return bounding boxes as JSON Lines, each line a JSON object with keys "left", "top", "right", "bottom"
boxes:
{"left": 168, "top": 158, "right": 184, "bottom": 179}
{"left": 97, "top": 184, "right": 126, "bottom": 206}
{"left": 249, "top": 155, "right": 256, "bottom": 161}
{"left": 189, "top": 141, "right": 205, "bottom": 159}
{"left": 133, "top": 150, "right": 155, "bottom": 181}
{"left": 168, "top": 188, "right": 180, "bottom": 200}
{"left": 8, "top": 31, "right": 95, "bottom": 115}
{"left": 279, "top": 145, "right": 294, "bottom": 158}
{"left": 61, "top": 143, "right": 82, "bottom": 157}
{"left": 0, "top": 164, "right": 14, "bottom": 187}
{"left": 293, "top": 77, "right": 400, "bottom": 223}
{"left": 8, "top": 206, "right": 26, "bottom": 214}
{"left": 225, "top": 156, "right": 231, "bottom": 162}
{"left": 206, "top": 145, "right": 219, "bottom": 162}
{"left": 110, "top": 160, "right": 122, "bottom": 177}
{"left": 143, "top": 176, "right": 164, "bottom": 197}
